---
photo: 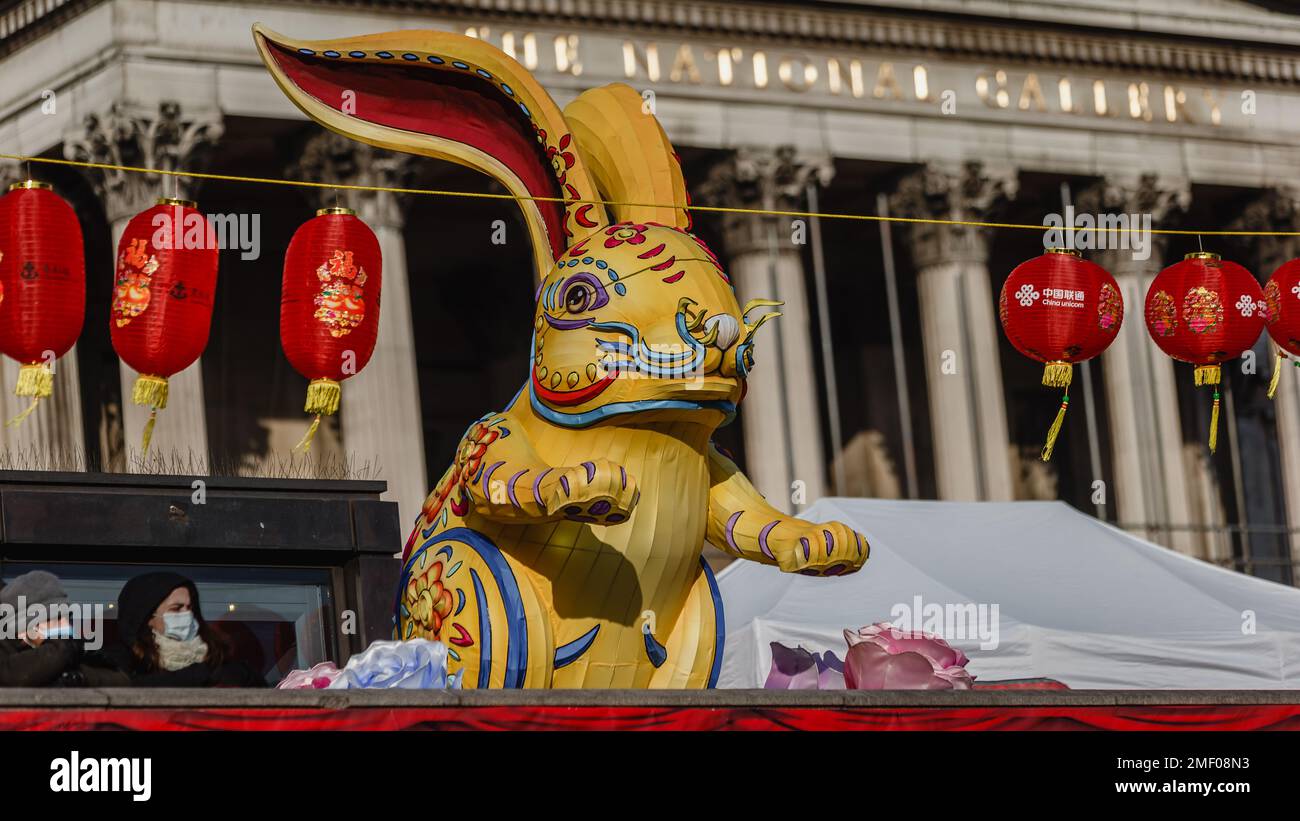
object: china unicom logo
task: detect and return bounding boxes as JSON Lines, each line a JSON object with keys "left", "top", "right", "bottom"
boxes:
{"left": 1236, "top": 294, "right": 1258, "bottom": 317}
{"left": 1015, "top": 283, "right": 1040, "bottom": 306}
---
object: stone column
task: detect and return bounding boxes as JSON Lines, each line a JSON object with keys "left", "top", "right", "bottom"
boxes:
{"left": 292, "top": 132, "right": 427, "bottom": 528}
{"left": 0, "top": 161, "right": 87, "bottom": 467}
{"left": 890, "top": 161, "right": 1016, "bottom": 502}
{"left": 1076, "top": 174, "right": 1201, "bottom": 555}
{"left": 699, "top": 146, "right": 833, "bottom": 514}
{"left": 1277, "top": 341, "right": 1300, "bottom": 575}
{"left": 64, "top": 101, "right": 223, "bottom": 473}
{"left": 1229, "top": 188, "right": 1300, "bottom": 571}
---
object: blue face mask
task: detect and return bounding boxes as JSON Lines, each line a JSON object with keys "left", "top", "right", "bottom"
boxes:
{"left": 161, "top": 611, "right": 199, "bottom": 642}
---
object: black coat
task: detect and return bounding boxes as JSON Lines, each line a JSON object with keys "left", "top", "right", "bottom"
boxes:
{"left": 0, "top": 637, "right": 79, "bottom": 687}
{"left": 0, "top": 637, "right": 129, "bottom": 687}
{"left": 103, "top": 571, "right": 264, "bottom": 687}
{"left": 96, "top": 643, "right": 262, "bottom": 687}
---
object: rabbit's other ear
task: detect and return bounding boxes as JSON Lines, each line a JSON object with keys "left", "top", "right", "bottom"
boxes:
{"left": 564, "top": 84, "right": 691, "bottom": 230}
{"left": 253, "top": 24, "right": 609, "bottom": 282}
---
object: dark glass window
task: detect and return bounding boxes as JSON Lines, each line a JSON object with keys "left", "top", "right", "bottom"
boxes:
{"left": 0, "top": 562, "right": 336, "bottom": 685}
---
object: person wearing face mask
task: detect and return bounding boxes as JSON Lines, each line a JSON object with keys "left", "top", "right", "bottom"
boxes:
{"left": 0, "top": 571, "right": 129, "bottom": 687}
{"left": 102, "top": 571, "right": 262, "bottom": 687}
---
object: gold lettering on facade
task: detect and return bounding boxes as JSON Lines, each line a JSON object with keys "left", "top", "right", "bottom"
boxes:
{"left": 752, "top": 51, "right": 769, "bottom": 89}
{"left": 511, "top": 27, "right": 1228, "bottom": 129}
{"left": 1093, "top": 79, "right": 1109, "bottom": 117}
{"left": 1018, "top": 73, "right": 1047, "bottom": 112}
{"left": 1057, "top": 77, "right": 1075, "bottom": 113}
{"left": 913, "top": 65, "right": 931, "bottom": 102}
{"left": 827, "top": 57, "right": 842, "bottom": 95}
{"left": 555, "top": 34, "right": 582, "bottom": 76}
{"left": 779, "top": 56, "right": 818, "bottom": 91}
{"left": 827, "top": 58, "right": 866, "bottom": 98}
{"left": 1163, "top": 85, "right": 1194, "bottom": 124}
{"left": 1203, "top": 89, "right": 1222, "bottom": 126}
{"left": 1127, "top": 82, "right": 1153, "bottom": 121}
{"left": 669, "top": 44, "right": 703, "bottom": 84}
{"left": 851, "top": 60, "right": 867, "bottom": 99}
{"left": 501, "top": 32, "right": 539, "bottom": 70}
{"left": 623, "top": 41, "right": 661, "bottom": 82}
{"left": 873, "top": 62, "right": 903, "bottom": 100}
{"left": 976, "top": 70, "right": 1011, "bottom": 108}
{"left": 715, "top": 47, "right": 741, "bottom": 87}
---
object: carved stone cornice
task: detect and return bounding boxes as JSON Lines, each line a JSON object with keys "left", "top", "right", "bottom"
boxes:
{"left": 1075, "top": 173, "right": 1191, "bottom": 272}
{"left": 62, "top": 101, "right": 224, "bottom": 224}
{"left": 696, "top": 145, "right": 833, "bottom": 256}
{"left": 4, "top": 1, "right": 1300, "bottom": 88}
{"left": 1226, "top": 187, "right": 1299, "bottom": 276}
{"left": 0, "top": 0, "right": 97, "bottom": 58}
{"left": 1075, "top": 173, "right": 1192, "bottom": 227}
{"left": 289, "top": 130, "right": 417, "bottom": 229}
{"left": 0, "top": 160, "right": 21, "bottom": 189}
{"left": 890, "top": 161, "right": 1017, "bottom": 269}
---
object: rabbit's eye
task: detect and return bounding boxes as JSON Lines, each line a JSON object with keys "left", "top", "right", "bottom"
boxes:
{"left": 559, "top": 273, "right": 609, "bottom": 314}
{"left": 565, "top": 284, "right": 593, "bottom": 313}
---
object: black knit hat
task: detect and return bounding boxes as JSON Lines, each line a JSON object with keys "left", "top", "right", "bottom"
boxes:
{"left": 0, "top": 570, "right": 68, "bottom": 610}
{"left": 115, "top": 572, "right": 204, "bottom": 644}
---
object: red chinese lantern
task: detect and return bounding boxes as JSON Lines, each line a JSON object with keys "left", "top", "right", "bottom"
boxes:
{"left": 1261, "top": 258, "right": 1300, "bottom": 398}
{"left": 0, "top": 180, "right": 86, "bottom": 426}
{"left": 999, "top": 248, "right": 1124, "bottom": 460}
{"left": 280, "top": 207, "right": 381, "bottom": 450}
{"left": 110, "top": 198, "right": 219, "bottom": 451}
{"left": 1144, "top": 251, "right": 1264, "bottom": 453}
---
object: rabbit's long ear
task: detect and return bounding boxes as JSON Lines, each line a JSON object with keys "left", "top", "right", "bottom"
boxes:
{"left": 253, "top": 24, "right": 609, "bottom": 281}
{"left": 563, "top": 84, "right": 691, "bottom": 230}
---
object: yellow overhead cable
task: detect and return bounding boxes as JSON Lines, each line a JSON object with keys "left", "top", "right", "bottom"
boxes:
{"left": 4, "top": 152, "right": 1300, "bottom": 237}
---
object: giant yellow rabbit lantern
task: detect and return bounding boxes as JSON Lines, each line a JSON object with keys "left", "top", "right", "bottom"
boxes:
{"left": 254, "top": 25, "right": 870, "bottom": 688}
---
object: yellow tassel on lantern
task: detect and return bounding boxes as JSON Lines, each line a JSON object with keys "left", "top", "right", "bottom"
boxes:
{"left": 1040, "top": 389, "right": 1069, "bottom": 462}
{"left": 132, "top": 374, "right": 169, "bottom": 452}
{"left": 1194, "top": 364, "right": 1221, "bottom": 386}
{"left": 1268, "top": 352, "right": 1284, "bottom": 399}
{"left": 1039, "top": 362, "right": 1072, "bottom": 460}
{"left": 1042, "top": 360, "right": 1072, "bottom": 388}
{"left": 295, "top": 378, "right": 341, "bottom": 452}
{"left": 1209, "top": 388, "right": 1221, "bottom": 454}
{"left": 5, "top": 363, "right": 54, "bottom": 427}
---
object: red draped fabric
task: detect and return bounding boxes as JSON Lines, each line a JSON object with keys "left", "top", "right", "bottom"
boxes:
{"left": 3, "top": 704, "right": 1299, "bottom": 731}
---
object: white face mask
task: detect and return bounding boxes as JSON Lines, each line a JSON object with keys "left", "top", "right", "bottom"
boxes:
{"left": 161, "top": 610, "right": 199, "bottom": 642}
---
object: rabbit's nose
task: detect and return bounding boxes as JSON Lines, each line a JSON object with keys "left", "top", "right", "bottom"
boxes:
{"left": 718, "top": 298, "right": 784, "bottom": 379}
{"left": 704, "top": 314, "right": 740, "bottom": 350}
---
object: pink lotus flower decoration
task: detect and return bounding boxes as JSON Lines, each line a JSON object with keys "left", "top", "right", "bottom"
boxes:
{"left": 276, "top": 661, "right": 343, "bottom": 690}
{"left": 763, "top": 642, "right": 845, "bottom": 690}
{"left": 842, "top": 622, "right": 975, "bottom": 690}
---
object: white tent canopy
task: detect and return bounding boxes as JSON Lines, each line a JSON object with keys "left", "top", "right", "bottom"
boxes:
{"left": 717, "top": 499, "right": 1300, "bottom": 689}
